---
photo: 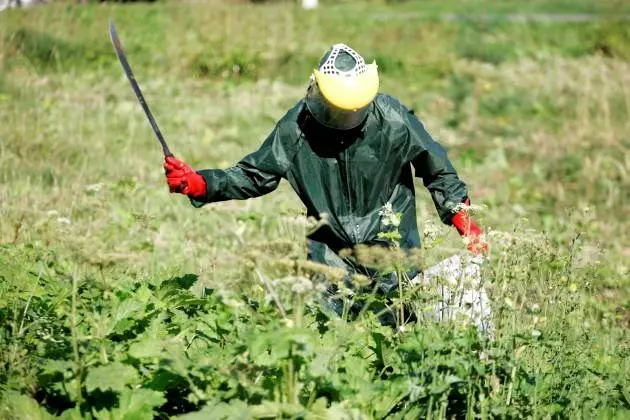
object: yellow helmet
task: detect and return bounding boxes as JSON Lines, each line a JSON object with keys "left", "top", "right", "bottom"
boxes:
{"left": 305, "top": 44, "right": 379, "bottom": 130}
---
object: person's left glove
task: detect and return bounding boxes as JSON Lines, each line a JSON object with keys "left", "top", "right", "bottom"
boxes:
{"left": 163, "top": 156, "right": 207, "bottom": 199}
{"left": 452, "top": 199, "right": 488, "bottom": 255}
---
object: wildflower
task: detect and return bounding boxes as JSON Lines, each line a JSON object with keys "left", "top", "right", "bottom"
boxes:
{"left": 291, "top": 276, "right": 313, "bottom": 294}
{"left": 338, "top": 286, "right": 354, "bottom": 298}
{"left": 57, "top": 217, "right": 71, "bottom": 225}
{"left": 530, "top": 303, "right": 540, "bottom": 313}
{"left": 379, "top": 202, "right": 400, "bottom": 228}
{"left": 314, "top": 282, "right": 328, "bottom": 294}
{"left": 449, "top": 200, "right": 486, "bottom": 214}
{"left": 531, "top": 329, "right": 541, "bottom": 338}
{"left": 422, "top": 220, "right": 441, "bottom": 241}
{"left": 350, "top": 273, "right": 371, "bottom": 287}
{"left": 569, "top": 283, "right": 578, "bottom": 293}
{"left": 85, "top": 183, "right": 105, "bottom": 193}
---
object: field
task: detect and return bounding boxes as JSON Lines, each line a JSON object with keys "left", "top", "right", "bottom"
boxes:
{"left": 1, "top": 0, "right": 629, "bottom": 418}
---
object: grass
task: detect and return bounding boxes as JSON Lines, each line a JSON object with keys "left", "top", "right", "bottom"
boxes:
{"left": 0, "top": 1, "right": 629, "bottom": 418}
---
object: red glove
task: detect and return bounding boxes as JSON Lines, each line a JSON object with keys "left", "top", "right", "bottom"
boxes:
{"left": 163, "top": 156, "right": 207, "bottom": 199}
{"left": 452, "top": 199, "right": 488, "bottom": 255}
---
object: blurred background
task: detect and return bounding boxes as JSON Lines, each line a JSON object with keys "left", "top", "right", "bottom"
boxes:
{"left": 1, "top": 0, "right": 628, "bottom": 261}
{"left": 0, "top": 0, "right": 629, "bottom": 417}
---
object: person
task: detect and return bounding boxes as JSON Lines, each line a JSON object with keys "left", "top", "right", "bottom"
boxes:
{"left": 163, "top": 43, "right": 489, "bottom": 319}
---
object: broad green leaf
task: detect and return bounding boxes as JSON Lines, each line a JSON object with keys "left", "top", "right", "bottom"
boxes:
{"left": 41, "top": 359, "right": 73, "bottom": 375}
{"left": 326, "top": 403, "right": 370, "bottom": 420}
{"left": 2, "top": 393, "right": 53, "bottom": 420}
{"left": 109, "top": 297, "right": 145, "bottom": 335}
{"left": 59, "top": 407, "right": 84, "bottom": 420}
{"left": 444, "top": 374, "right": 464, "bottom": 384}
{"left": 342, "top": 353, "right": 372, "bottom": 380}
{"left": 135, "top": 284, "right": 153, "bottom": 303}
{"left": 429, "top": 380, "right": 451, "bottom": 396}
{"left": 244, "top": 402, "right": 281, "bottom": 419}
{"left": 111, "top": 318, "right": 135, "bottom": 335}
{"left": 309, "top": 397, "right": 329, "bottom": 413}
{"left": 249, "top": 327, "right": 315, "bottom": 367}
{"left": 174, "top": 400, "right": 251, "bottom": 419}
{"left": 145, "top": 370, "right": 185, "bottom": 392}
{"left": 85, "top": 362, "right": 139, "bottom": 392}
{"left": 119, "top": 388, "right": 165, "bottom": 412}
{"left": 62, "top": 378, "right": 83, "bottom": 403}
{"left": 308, "top": 398, "right": 362, "bottom": 420}
{"left": 308, "top": 348, "right": 336, "bottom": 377}
{"left": 129, "top": 339, "right": 164, "bottom": 359}
{"left": 95, "top": 389, "right": 166, "bottom": 420}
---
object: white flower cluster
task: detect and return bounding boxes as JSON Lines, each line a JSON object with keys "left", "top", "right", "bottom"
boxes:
{"left": 46, "top": 210, "right": 71, "bottom": 226}
{"left": 422, "top": 219, "right": 442, "bottom": 241}
{"left": 85, "top": 183, "right": 105, "bottom": 193}
{"left": 379, "top": 202, "right": 400, "bottom": 228}
{"left": 450, "top": 201, "right": 487, "bottom": 214}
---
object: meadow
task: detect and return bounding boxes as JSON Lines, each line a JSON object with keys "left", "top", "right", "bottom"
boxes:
{"left": 0, "top": 1, "right": 629, "bottom": 418}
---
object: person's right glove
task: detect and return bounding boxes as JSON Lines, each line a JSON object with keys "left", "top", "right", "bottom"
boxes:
{"left": 451, "top": 199, "right": 488, "bottom": 255}
{"left": 163, "top": 156, "right": 207, "bottom": 199}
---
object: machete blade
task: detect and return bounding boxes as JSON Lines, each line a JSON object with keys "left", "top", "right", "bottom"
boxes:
{"left": 109, "top": 20, "right": 173, "bottom": 158}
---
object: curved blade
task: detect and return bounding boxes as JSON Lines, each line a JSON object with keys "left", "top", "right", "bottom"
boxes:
{"left": 109, "top": 20, "right": 173, "bottom": 157}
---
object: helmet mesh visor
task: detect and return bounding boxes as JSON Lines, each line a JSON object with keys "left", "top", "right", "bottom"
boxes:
{"left": 317, "top": 44, "right": 369, "bottom": 76}
{"left": 305, "top": 83, "right": 370, "bottom": 130}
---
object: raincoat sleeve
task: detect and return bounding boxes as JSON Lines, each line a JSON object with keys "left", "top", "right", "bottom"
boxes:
{"left": 190, "top": 121, "right": 296, "bottom": 207}
{"left": 404, "top": 110, "right": 469, "bottom": 224}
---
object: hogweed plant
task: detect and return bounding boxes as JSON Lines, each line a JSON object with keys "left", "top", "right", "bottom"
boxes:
{"left": 0, "top": 178, "right": 625, "bottom": 419}
{"left": 1, "top": 203, "right": 628, "bottom": 418}
{"left": 376, "top": 202, "right": 414, "bottom": 332}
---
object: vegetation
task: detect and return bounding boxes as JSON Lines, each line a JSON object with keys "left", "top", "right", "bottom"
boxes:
{"left": 0, "top": 1, "right": 629, "bottom": 418}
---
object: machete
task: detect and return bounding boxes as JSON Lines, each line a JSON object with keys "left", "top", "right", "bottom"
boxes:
{"left": 109, "top": 20, "right": 173, "bottom": 158}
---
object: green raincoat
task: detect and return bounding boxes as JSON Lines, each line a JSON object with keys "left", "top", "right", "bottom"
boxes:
{"left": 192, "top": 93, "right": 468, "bottom": 287}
